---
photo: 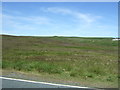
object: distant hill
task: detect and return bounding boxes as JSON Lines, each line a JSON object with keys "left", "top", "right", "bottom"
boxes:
{"left": 2, "top": 34, "right": 118, "bottom": 88}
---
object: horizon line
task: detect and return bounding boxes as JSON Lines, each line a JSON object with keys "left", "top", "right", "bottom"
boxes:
{"left": 1, "top": 34, "right": 117, "bottom": 38}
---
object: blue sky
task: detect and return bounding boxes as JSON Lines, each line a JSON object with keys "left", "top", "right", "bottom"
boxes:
{"left": 2, "top": 2, "right": 118, "bottom": 37}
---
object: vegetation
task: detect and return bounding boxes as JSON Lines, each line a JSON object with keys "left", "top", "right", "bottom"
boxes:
{"left": 2, "top": 35, "right": 118, "bottom": 88}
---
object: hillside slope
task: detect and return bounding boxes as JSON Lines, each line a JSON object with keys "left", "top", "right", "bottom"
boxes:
{"left": 2, "top": 35, "right": 118, "bottom": 88}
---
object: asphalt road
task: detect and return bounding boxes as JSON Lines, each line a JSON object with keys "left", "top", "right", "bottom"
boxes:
{"left": 2, "top": 78, "right": 64, "bottom": 88}
{"left": 1, "top": 77, "right": 94, "bottom": 89}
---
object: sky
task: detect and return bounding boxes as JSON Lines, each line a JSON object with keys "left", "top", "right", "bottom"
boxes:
{"left": 2, "top": 2, "right": 118, "bottom": 37}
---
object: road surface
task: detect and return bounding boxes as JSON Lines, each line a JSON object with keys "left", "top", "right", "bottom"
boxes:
{"left": 1, "top": 77, "right": 94, "bottom": 89}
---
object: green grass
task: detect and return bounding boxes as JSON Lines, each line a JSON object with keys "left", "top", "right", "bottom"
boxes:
{"left": 2, "top": 35, "right": 118, "bottom": 88}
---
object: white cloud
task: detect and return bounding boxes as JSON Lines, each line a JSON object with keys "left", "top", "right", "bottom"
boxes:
{"left": 2, "top": 14, "right": 53, "bottom": 35}
{"left": 42, "top": 7, "right": 102, "bottom": 24}
{"left": 3, "top": 14, "right": 51, "bottom": 25}
{"left": 46, "top": 7, "right": 71, "bottom": 14}
{"left": 74, "top": 13, "right": 94, "bottom": 23}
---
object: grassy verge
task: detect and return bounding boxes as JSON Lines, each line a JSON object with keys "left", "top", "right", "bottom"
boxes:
{"left": 2, "top": 35, "right": 118, "bottom": 88}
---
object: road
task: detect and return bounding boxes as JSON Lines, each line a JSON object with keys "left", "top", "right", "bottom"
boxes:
{"left": 1, "top": 77, "right": 94, "bottom": 89}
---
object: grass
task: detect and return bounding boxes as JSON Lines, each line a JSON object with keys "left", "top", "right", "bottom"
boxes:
{"left": 2, "top": 35, "right": 118, "bottom": 88}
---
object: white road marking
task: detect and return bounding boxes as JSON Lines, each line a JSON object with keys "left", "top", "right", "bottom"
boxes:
{"left": 1, "top": 76, "right": 90, "bottom": 88}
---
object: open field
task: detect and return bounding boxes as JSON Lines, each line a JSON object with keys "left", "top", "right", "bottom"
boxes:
{"left": 2, "top": 35, "right": 118, "bottom": 88}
